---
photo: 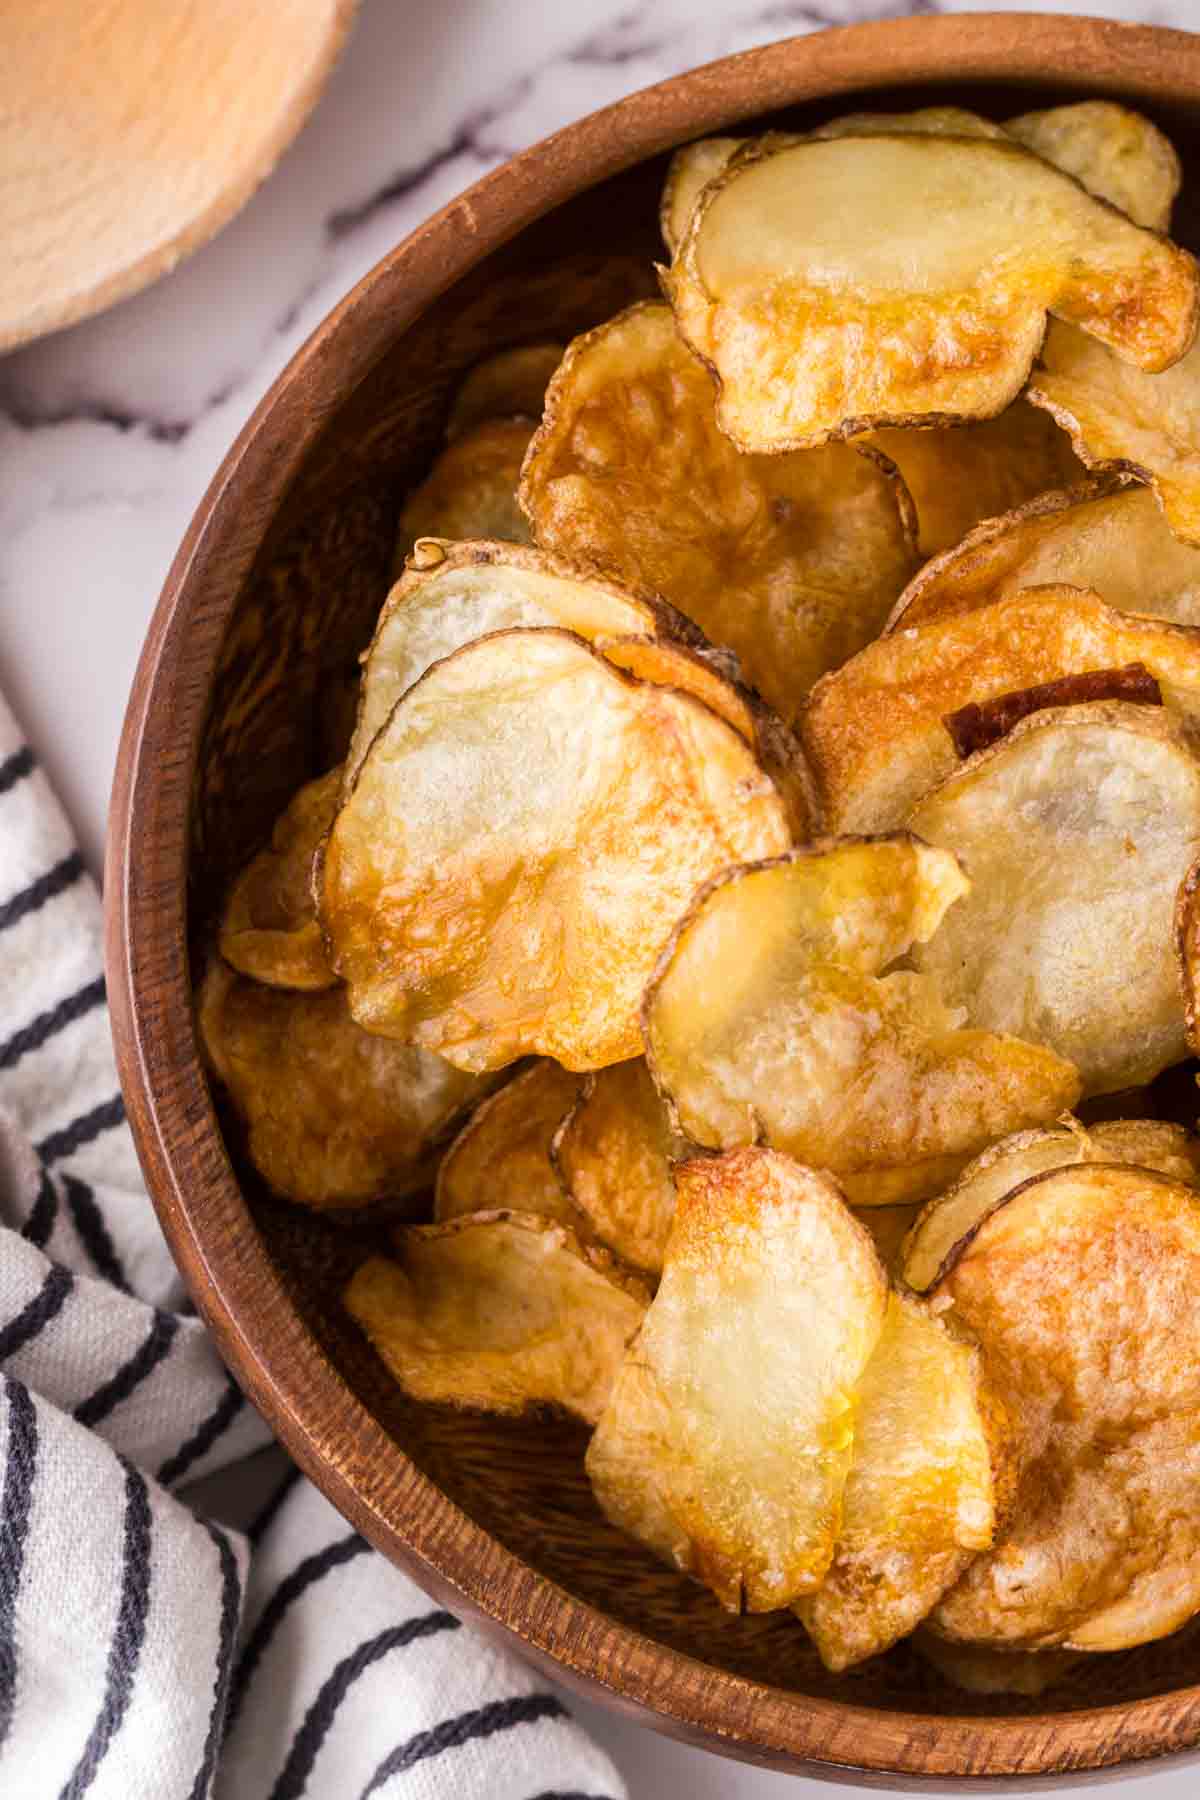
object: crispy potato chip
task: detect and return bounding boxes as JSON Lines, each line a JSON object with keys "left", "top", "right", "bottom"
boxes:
{"left": 434, "top": 1059, "right": 581, "bottom": 1227}
{"left": 658, "top": 112, "right": 1008, "bottom": 259}
{"left": 324, "top": 627, "right": 791, "bottom": 1072}
{"left": 888, "top": 477, "right": 1200, "bottom": 631}
{"left": 393, "top": 419, "right": 536, "bottom": 575}
{"left": 218, "top": 768, "right": 339, "bottom": 991}
{"left": 903, "top": 1118, "right": 1200, "bottom": 1293}
{"left": 348, "top": 540, "right": 672, "bottom": 784}
{"left": 197, "top": 959, "right": 486, "bottom": 1209}
{"left": 804, "top": 584, "right": 1200, "bottom": 833}
{"left": 642, "top": 837, "right": 1080, "bottom": 1203}
{"left": 909, "top": 704, "right": 1200, "bottom": 1094}
{"left": 519, "top": 302, "right": 918, "bottom": 719}
{"left": 345, "top": 1211, "right": 649, "bottom": 1424}
{"left": 1030, "top": 321, "right": 1200, "bottom": 546}
{"left": 914, "top": 1632, "right": 1081, "bottom": 1697}
{"left": 930, "top": 1163, "right": 1200, "bottom": 1650}
{"left": 1006, "top": 102, "right": 1180, "bottom": 233}
{"left": 551, "top": 1058, "right": 686, "bottom": 1274}
{"left": 446, "top": 342, "right": 564, "bottom": 438}
{"left": 666, "top": 133, "right": 1198, "bottom": 454}
{"left": 864, "top": 405, "right": 1082, "bottom": 558}
{"left": 796, "top": 1292, "right": 998, "bottom": 1670}
{"left": 586, "top": 1149, "right": 888, "bottom": 1610}
{"left": 852, "top": 1203, "right": 922, "bottom": 1275}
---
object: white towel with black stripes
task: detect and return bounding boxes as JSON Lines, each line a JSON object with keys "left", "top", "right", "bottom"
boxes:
{"left": 0, "top": 692, "right": 627, "bottom": 1800}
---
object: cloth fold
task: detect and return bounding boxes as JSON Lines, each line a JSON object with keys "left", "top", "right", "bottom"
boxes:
{"left": 0, "top": 692, "right": 625, "bottom": 1800}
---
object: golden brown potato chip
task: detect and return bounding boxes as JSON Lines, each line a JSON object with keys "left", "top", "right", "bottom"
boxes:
{"left": 434, "top": 1059, "right": 581, "bottom": 1227}
{"left": 930, "top": 1163, "right": 1200, "bottom": 1651}
{"left": 796, "top": 1292, "right": 998, "bottom": 1670}
{"left": 348, "top": 539, "right": 672, "bottom": 784}
{"left": 586, "top": 1149, "right": 888, "bottom": 1610}
{"left": 642, "top": 836, "right": 1080, "bottom": 1204}
{"left": 446, "top": 342, "right": 564, "bottom": 438}
{"left": 1030, "top": 321, "right": 1200, "bottom": 546}
{"left": 864, "top": 405, "right": 1082, "bottom": 558}
{"left": 394, "top": 419, "right": 536, "bottom": 574}
{"left": 909, "top": 704, "right": 1200, "bottom": 1094}
{"left": 887, "top": 477, "right": 1200, "bottom": 632}
{"left": 1006, "top": 102, "right": 1180, "bottom": 232}
{"left": 903, "top": 1118, "right": 1200, "bottom": 1293}
{"left": 197, "top": 959, "right": 486, "bottom": 1209}
{"left": 914, "top": 1632, "right": 1081, "bottom": 1697}
{"left": 551, "top": 1058, "right": 686, "bottom": 1274}
{"left": 345, "top": 1211, "right": 649, "bottom": 1424}
{"left": 666, "top": 133, "right": 1198, "bottom": 454}
{"left": 323, "top": 628, "right": 791, "bottom": 1072}
{"left": 519, "top": 302, "right": 918, "bottom": 719}
{"left": 658, "top": 112, "right": 1007, "bottom": 259}
{"left": 218, "top": 769, "right": 340, "bottom": 991}
{"left": 852, "top": 1203, "right": 922, "bottom": 1275}
{"left": 803, "top": 584, "right": 1200, "bottom": 833}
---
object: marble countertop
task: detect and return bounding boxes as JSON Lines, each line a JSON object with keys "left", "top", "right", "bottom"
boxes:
{"left": 4, "top": 0, "right": 1199, "bottom": 1792}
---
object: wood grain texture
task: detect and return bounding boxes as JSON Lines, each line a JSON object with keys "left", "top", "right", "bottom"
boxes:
{"left": 105, "top": 16, "right": 1200, "bottom": 1785}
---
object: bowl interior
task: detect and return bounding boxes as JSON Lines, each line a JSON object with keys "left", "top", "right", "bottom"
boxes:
{"left": 188, "top": 64, "right": 1200, "bottom": 1761}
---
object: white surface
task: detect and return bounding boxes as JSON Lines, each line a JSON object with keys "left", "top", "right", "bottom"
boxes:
{"left": 3, "top": 0, "right": 1199, "bottom": 1792}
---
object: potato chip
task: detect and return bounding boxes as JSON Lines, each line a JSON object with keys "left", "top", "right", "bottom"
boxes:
{"left": 586, "top": 1149, "right": 888, "bottom": 1610}
{"left": 446, "top": 342, "right": 564, "bottom": 438}
{"left": 1006, "top": 102, "right": 1180, "bottom": 232}
{"left": 394, "top": 419, "right": 535, "bottom": 574}
{"left": 909, "top": 704, "right": 1200, "bottom": 1094}
{"left": 197, "top": 959, "right": 486, "bottom": 1209}
{"left": 914, "top": 1632, "right": 1081, "bottom": 1697}
{"left": 218, "top": 768, "right": 340, "bottom": 990}
{"left": 796, "top": 1292, "right": 998, "bottom": 1670}
{"left": 888, "top": 477, "right": 1200, "bottom": 632}
{"left": 323, "top": 627, "right": 791, "bottom": 1072}
{"left": 551, "top": 1058, "right": 686, "bottom": 1274}
{"left": 1030, "top": 321, "right": 1200, "bottom": 546}
{"left": 851, "top": 1203, "right": 922, "bottom": 1275}
{"left": 434, "top": 1059, "right": 581, "bottom": 1227}
{"left": 930, "top": 1163, "right": 1200, "bottom": 1650}
{"left": 348, "top": 539, "right": 671, "bottom": 784}
{"left": 903, "top": 1118, "right": 1200, "bottom": 1293}
{"left": 519, "top": 302, "right": 918, "bottom": 719}
{"left": 659, "top": 136, "right": 745, "bottom": 257}
{"left": 642, "top": 837, "right": 1080, "bottom": 1203}
{"left": 666, "top": 133, "right": 1198, "bottom": 454}
{"left": 803, "top": 584, "right": 1200, "bottom": 833}
{"left": 864, "top": 405, "right": 1082, "bottom": 558}
{"left": 345, "top": 1211, "right": 649, "bottom": 1424}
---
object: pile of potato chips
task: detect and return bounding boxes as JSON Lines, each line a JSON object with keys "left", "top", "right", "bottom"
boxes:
{"left": 200, "top": 100, "right": 1200, "bottom": 1687}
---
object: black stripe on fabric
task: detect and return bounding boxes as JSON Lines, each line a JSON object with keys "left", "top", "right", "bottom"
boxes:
{"left": 157, "top": 1372, "right": 244, "bottom": 1488}
{"left": 358, "top": 1692, "right": 567, "bottom": 1798}
{"left": 226, "top": 1532, "right": 369, "bottom": 1735}
{"left": 186, "top": 1524, "right": 242, "bottom": 1800}
{"left": 0, "top": 851, "right": 84, "bottom": 935}
{"left": 59, "top": 1463, "right": 152, "bottom": 1798}
{"left": 36, "top": 1093, "right": 126, "bottom": 1167}
{"left": 0, "top": 1379, "right": 38, "bottom": 1750}
{"left": 269, "top": 1612, "right": 460, "bottom": 1800}
{"left": 21, "top": 1169, "right": 58, "bottom": 1249}
{"left": 0, "top": 975, "right": 106, "bottom": 1073}
{"left": 62, "top": 1176, "right": 130, "bottom": 1293}
{"left": 0, "top": 746, "right": 34, "bottom": 797}
{"left": 0, "top": 1263, "right": 73, "bottom": 1360}
{"left": 248, "top": 1466, "right": 300, "bottom": 1545}
{"left": 526, "top": 1792, "right": 622, "bottom": 1800}
{"left": 74, "top": 1310, "right": 179, "bottom": 1430}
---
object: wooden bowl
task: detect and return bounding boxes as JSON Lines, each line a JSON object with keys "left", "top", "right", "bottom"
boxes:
{"left": 105, "top": 15, "right": 1200, "bottom": 1786}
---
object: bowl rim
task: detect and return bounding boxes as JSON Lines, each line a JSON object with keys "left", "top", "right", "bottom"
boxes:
{"left": 105, "top": 13, "right": 1200, "bottom": 1785}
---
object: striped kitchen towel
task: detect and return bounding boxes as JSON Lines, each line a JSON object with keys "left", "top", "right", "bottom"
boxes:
{"left": 0, "top": 692, "right": 626, "bottom": 1800}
